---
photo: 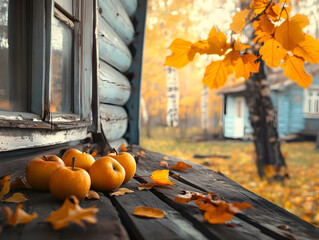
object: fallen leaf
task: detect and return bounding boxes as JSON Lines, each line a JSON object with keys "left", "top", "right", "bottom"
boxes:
{"left": 90, "top": 150, "right": 98, "bottom": 157}
{"left": 150, "top": 170, "right": 175, "bottom": 186}
{"left": 4, "top": 193, "right": 28, "bottom": 203}
{"left": 10, "top": 177, "right": 31, "bottom": 190}
{"left": 277, "top": 225, "right": 291, "bottom": 231}
{"left": 171, "top": 173, "right": 180, "bottom": 179}
{"left": 162, "top": 156, "right": 170, "bottom": 161}
{"left": 138, "top": 183, "right": 156, "bottom": 190}
{"left": 109, "top": 188, "right": 134, "bottom": 196}
{"left": 0, "top": 175, "right": 11, "bottom": 200}
{"left": 120, "top": 143, "right": 128, "bottom": 152}
{"left": 4, "top": 204, "right": 38, "bottom": 226}
{"left": 138, "top": 151, "right": 145, "bottom": 155}
{"left": 169, "top": 161, "right": 191, "bottom": 170}
{"left": 174, "top": 190, "right": 213, "bottom": 204}
{"left": 46, "top": 195, "right": 98, "bottom": 230}
{"left": 160, "top": 161, "right": 169, "bottom": 168}
{"left": 86, "top": 190, "right": 100, "bottom": 200}
{"left": 133, "top": 206, "right": 166, "bottom": 218}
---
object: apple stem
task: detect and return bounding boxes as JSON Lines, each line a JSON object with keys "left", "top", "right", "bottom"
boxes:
{"left": 112, "top": 148, "right": 118, "bottom": 155}
{"left": 43, "top": 155, "right": 48, "bottom": 161}
{"left": 83, "top": 145, "right": 90, "bottom": 154}
{"left": 72, "top": 157, "right": 75, "bottom": 171}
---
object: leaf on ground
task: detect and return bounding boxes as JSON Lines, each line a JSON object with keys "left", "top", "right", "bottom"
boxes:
{"left": 46, "top": 195, "right": 98, "bottom": 230}
{"left": 0, "top": 175, "right": 11, "bottom": 200}
{"left": 174, "top": 191, "right": 213, "bottom": 204}
{"left": 171, "top": 173, "right": 180, "bottom": 179}
{"left": 109, "top": 188, "right": 134, "bottom": 196}
{"left": 138, "top": 150, "right": 145, "bottom": 155}
{"left": 230, "top": 9, "right": 251, "bottom": 33}
{"left": 293, "top": 34, "right": 319, "bottom": 64}
{"left": 120, "top": 143, "right": 128, "bottom": 152}
{"left": 150, "top": 170, "right": 175, "bottom": 186}
{"left": 3, "top": 193, "right": 28, "bottom": 203}
{"left": 160, "top": 161, "right": 169, "bottom": 168}
{"left": 138, "top": 183, "right": 156, "bottom": 190}
{"left": 133, "top": 206, "right": 166, "bottom": 219}
{"left": 86, "top": 190, "right": 100, "bottom": 200}
{"left": 281, "top": 55, "right": 312, "bottom": 88}
{"left": 10, "top": 177, "right": 31, "bottom": 190}
{"left": 4, "top": 204, "right": 38, "bottom": 226}
{"left": 260, "top": 38, "right": 287, "bottom": 68}
{"left": 165, "top": 39, "right": 196, "bottom": 68}
{"left": 162, "top": 156, "right": 170, "bottom": 161}
{"left": 169, "top": 161, "right": 192, "bottom": 170}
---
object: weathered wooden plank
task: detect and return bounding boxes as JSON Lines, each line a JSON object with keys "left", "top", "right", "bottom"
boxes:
{"left": 132, "top": 146, "right": 319, "bottom": 240}
{"left": 0, "top": 190, "right": 129, "bottom": 240}
{"left": 98, "top": 0, "right": 134, "bottom": 45}
{"left": 110, "top": 178, "right": 208, "bottom": 240}
{"left": 98, "top": 14, "right": 132, "bottom": 72}
{"left": 109, "top": 138, "right": 128, "bottom": 151}
{"left": 0, "top": 128, "right": 88, "bottom": 152}
{"left": 100, "top": 104, "right": 128, "bottom": 142}
{"left": 120, "top": 0, "right": 137, "bottom": 17}
{"left": 132, "top": 157, "right": 274, "bottom": 240}
{"left": 99, "top": 61, "right": 131, "bottom": 106}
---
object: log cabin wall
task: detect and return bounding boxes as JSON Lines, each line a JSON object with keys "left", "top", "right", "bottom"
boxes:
{"left": 96, "top": 0, "right": 147, "bottom": 148}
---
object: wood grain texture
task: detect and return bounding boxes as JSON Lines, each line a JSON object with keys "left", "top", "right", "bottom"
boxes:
{"left": 120, "top": 0, "right": 137, "bottom": 17}
{"left": 98, "top": 0, "right": 134, "bottom": 45}
{"left": 100, "top": 104, "right": 128, "bottom": 142}
{"left": 132, "top": 146, "right": 319, "bottom": 240}
{"left": 99, "top": 61, "right": 131, "bottom": 106}
{"left": 98, "top": 14, "right": 132, "bottom": 72}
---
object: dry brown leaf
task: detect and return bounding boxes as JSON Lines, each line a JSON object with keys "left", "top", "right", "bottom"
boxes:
{"left": 138, "top": 183, "right": 156, "bottom": 190}
{"left": 46, "top": 195, "right": 98, "bottom": 230}
{"left": 169, "top": 161, "right": 192, "bottom": 171}
{"left": 10, "top": 177, "right": 31, "bottom": 190}
{"left": 0, "top": 175, "right": 11, "bottom": 200}
{"left": 86, "top": 190, "right": 100, "bottom": 200}
{"left": 4, "top": 204, "right": 38, "bottom": 226}
{"left": 133, "top": 206, "right": 166, "bottom": 218}
{"left": 4, "top": 193, "right": 29, "bottom": 203}
{"left": 160, "top": 161, "right": 169, "bottom": 168}
{"left": 109, "top": 188, "right": 134, "bottom": 196}
{"left": 171, "top": 173, "right": 180, "bottom": 179}
{"left": 162, "top": 156, "right": 170, "bottom": 161}
{"left": 174, "top": 191, "right": 213, "bottom": 204}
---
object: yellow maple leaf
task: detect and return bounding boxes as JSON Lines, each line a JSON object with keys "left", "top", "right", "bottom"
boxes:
{"left": 233, "top": 39, "right": 250, "bottom": 51}
{"left": 203, "top": 60, "right": 230, "bottom": 89}
{"left": 150, "top": 170, "right": 175, "bottom": 186}
{"left": 260, "top": 38, "right": 287, "bottom": 67}
{"left": 46, "top": 195, "right": 98, "bottom": 230}
{"left": 275, "top": 18, "right": 305, "bottom": 50}
{"left": 4, "top": 204, "right": 38, "bottom": 226}
{"left": 291, "top": 14, "right": 309, "bottom": 29}
{"left": 230, "top": 9, "right": 250, "bottom": 33}
{"left": 165, "top": 39, "right": 196, "bottom": 68}
{"left": 293, "top": 34, "right": 319, "bottom": 64}
{"left": 207, "top": 26, "right": 229, "bottom": 55}
{"left": 281, "top": 55, "right": 312, "bottom": 88}
{"left": 0, "top": 175, "right": 10, "bottom": 200}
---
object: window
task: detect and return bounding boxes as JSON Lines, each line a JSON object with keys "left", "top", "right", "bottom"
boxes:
{"left": 304, "top": 88, "right": 319, "bottom": 116}
{"left": 0, "top": 0, "right": 94, "bottom": 151}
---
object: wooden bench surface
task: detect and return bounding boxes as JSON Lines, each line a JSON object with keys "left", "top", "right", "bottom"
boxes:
{"left": 0, "top": 145, "right": 318, "bottom": 240}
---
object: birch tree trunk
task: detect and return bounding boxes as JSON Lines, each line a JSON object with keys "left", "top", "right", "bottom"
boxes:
{"left": 244, "top": 60, "right": 288, "bottom": 178}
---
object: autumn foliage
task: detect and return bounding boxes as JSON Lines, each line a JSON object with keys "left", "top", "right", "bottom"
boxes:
{"left": 165, "top": 0, "right": 319, "bottom": 89}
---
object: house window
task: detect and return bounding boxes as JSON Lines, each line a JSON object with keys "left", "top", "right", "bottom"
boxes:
{"left": 304, "top": 88, "right": 319, "bottom": 116}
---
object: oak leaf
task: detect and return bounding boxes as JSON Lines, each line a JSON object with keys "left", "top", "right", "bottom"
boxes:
{"left": 169, "top": 161, "right": 191, "bottom": 171}
{"left": 4, "top": 204, "right": 38, "bottom": 226}
{"left": 150, "top": 170, "right": 175, "bottom": 186}
{"left": 165, "top": 39, "right": 196, "bottom": 68}
{"left": 133, "top": 206, "right": 166, "bottom": 219}
{"left": 86, "top": 190, "right": 100, "bottom": 200}
{"left": 293, "top": 34, "right": 319, "bottom": 64}
{"left": 110, "top": 188, "right": 134, "bottom": 196}
{"left": 230, "top": 9, "right": 250, "bottom": 33}
{"left": 275, "top": 18, "right": 305, "bottom": 50}
{"left": 0, "top": 175, "right": 10, "bottom": 200}
{"left": 281, "top": 55, "right": 312, "bottom": 88}
{"left": 138, "top": 183, "right": 156, "bottom": 190}
{"left": 4, "top": 193, "right": 28, "bottom": 203}
{"left": 260, "top": 38, "right": 287, "bottom": 67}
{"left": 46, "top": 195, "right": 98, "bottom": 230}
{"left": 203, "top": 60, "right": 229, "bottom": 89}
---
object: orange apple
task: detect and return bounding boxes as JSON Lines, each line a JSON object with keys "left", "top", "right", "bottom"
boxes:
{"left": 62, "top": 148, "right": 95, "bottom": 172}
{"left": 49, "top": 161, "right": 91, "bottom": 201}
{"left": 89, "top": 156, "right": 125, "bottom": 192}
{"left": 108, "top": 152, "right": 136, "bottom": 184}
{"left": 25, "top": 155, "right": 65, "bottom": 191}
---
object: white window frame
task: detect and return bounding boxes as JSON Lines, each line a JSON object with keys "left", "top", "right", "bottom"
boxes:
{"left": 304, "top": 86, "right": 319, "bottom": 118}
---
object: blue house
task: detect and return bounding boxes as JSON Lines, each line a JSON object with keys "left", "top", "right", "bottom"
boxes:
{"left": 218, "top": 66, "right": 319, "bottom": 140}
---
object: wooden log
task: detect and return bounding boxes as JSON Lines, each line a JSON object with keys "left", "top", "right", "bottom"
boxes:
{"left": 98, "top": 14, "right": 132, "bottom": 72}
{"left": 100, "top": 104, "right": 128, "bottom": 142}
{"left": 132, "top": 146, "right": 319, "bottom": 240}
{"left": 120, "top": 0, "right": 137, "bottom": 17}
{"left": 98, "top": 0, "right": 134, "bottom": 45}
{"left": 99, "top": 61, "right": 131, "bottom": 106}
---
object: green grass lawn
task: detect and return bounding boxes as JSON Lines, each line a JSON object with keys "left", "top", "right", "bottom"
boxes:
{"left": 140, "top": 127, "right": 319, "bottom": 226}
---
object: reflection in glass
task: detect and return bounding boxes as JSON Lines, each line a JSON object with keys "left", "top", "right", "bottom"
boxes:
{"left": 50, "top": 16, "right": 73, "bottom": 113}
{"left": 0, "top": 0, "right": 28, "bottom": 112}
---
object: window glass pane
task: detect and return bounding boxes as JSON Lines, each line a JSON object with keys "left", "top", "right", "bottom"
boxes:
{"left": 0, "top": 0, "right": 28, "bottom": 112}
{"left": 55, "top": 0, "right": 73, "bottom": 15}
{"left": 50, "top": 16, "right": 73, "bottom": 113}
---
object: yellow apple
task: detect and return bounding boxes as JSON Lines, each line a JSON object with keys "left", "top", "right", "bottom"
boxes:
{"left": 62, "top": 148, "right": 95, "bottom": 172}
{"left": 108, "top": 152, "right": 136, "bottom": 184}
